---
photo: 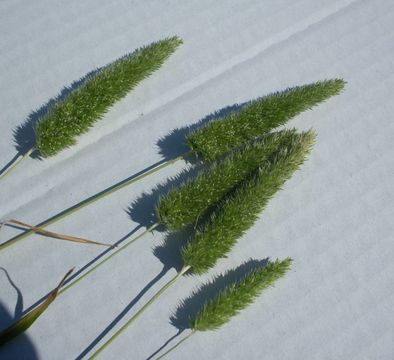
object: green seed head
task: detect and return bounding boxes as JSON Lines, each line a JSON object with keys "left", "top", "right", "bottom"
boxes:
{"left": 189, "top": 258, "right": 292, "bottom": 331}
{"left": 35, "top": 36, "right": 183, "bottom": 157}
{"left": 156, "top": 129, "right": 299, "bottom": 231}
{"left": 187, "top": 79, "right": 344, "bottom": 160}
{"left": 181, "top": 130, "right": 315, "bottom": 274}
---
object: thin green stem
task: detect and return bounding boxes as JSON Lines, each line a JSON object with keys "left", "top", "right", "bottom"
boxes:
{"left": 0, "top": 153, "right": 189, "bottom": 251}
{"left": 155, "top": 330, "right": 196, "bottom": 360}
{"left": 60, "top": 223, "right": 159, "bottom": 295}
{"left": 89, "top": 265, "right": 192, "bottom": 359}
{"left": 0, "top": 147, "right": 34, "bottom": 182}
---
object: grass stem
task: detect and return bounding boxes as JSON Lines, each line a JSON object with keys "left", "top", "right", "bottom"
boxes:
{"left": 0, "top": 223, "right": 159, "bottom": 345}
{"left": 89, "top": 265, "right": 191, "bottom": 359}
{"left": 0, "top": 153, "right": 187, "bottom": 251}
{"left": 0, "top": 147, "right": 34, "bottom": 182}
{"left": 60, "top": 223, "right": 159, "bottom": 295}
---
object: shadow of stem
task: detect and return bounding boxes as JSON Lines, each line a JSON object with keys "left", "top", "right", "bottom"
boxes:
{"left": 76, "top": 266, "right": 170, "bottom": 360}
{"left": 145, "top": 329, "right": 184, "bottom": 360}
{"left": 0, "top": 157, "right": 169, "bottom": 250}
{"left": 20, "top": 226, "right": 141, "bottom": 316}
{"left": 0, "top": 268, "right": 23, "bottom": 327}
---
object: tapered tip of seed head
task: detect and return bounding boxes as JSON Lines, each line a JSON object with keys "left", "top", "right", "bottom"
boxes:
{"left": 286, "top": 129, "right": 316, "bottom": 166}
{"left": 278, "top": 257, "right": 293, "bottom": 271}
{"left": 256, "top": 257, "right": 293, "bottom": 281}
{"left": 171, "top": 36, "right": 183, "bottom": 45}
{"left": 163, "top": 36, "right": 183, "bottom": 49}
{"left": 320, "top": 78, "right": 346, "bottom": 94}
{"left": 302, "top": 129, "right": 317, "bottom": 149}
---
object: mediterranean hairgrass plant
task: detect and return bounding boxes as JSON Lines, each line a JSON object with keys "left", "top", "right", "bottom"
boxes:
{"left": 0, "top": 37, "right": 182, "bottom": 179}
{"left": 0, "top": 79, "right": 344, "bottom": 250}
{"left": 155, "top": 258, "right": 292, "bottom": 359}
{"left": 0, "top": 130, "right": 298, "bottom": 346}
{"left": 89, "top": 131, "right": 314, "bottom": 358}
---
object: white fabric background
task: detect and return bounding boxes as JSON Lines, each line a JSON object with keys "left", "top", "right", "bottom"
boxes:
{"left": 0, "top": 0, "right": 393, "bottom": 359}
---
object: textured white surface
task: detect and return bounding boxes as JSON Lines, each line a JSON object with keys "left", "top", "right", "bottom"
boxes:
{"left": 0, "top": 0, "right": 393, "bottom": 359}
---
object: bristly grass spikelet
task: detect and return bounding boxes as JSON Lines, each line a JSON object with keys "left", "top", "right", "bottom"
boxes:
{"left": 155, "top": 258, "right": 291, "bottom": 359}
{"left": 35, "top": 37, "right": 183, "bottom": 157}
{"left": 156, "top": 129, "right": 298, "bottom": 231}
{"left": 187, "top": 79, "right": 344, "bottom": 160}
{"left": 181, "top": 130, "right": 315, "bottom": 274}
{"left": 190, "top": 258, "right": 292, "bottom": 331}
{"left": 0, "top": 37, "right": 182, "bottom": 181}
{"left": 89, "top": 132, "right": 314, "bottom": 358}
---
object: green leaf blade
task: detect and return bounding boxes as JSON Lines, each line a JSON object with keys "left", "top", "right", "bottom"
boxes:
{"left": 0, "top": 268, "right": 73, "bottom": 346}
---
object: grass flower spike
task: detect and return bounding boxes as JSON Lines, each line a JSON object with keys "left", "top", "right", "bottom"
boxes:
{"left": 182, "top": 130, "right": 315, "bottom": 274}
{"left": 155, "top": 258, "right": 291, "bottom": 359}
{"left": 190, "top": 258, "right": 292, "bottom": 331}
{"left": 0, "top": 37, "right": 182, "bottom": 181}
{"left": 35, "top": 37, "right": 182, "bottom": 157}
{"left": 187, "top": 79, "right": 344, "bottom": 160}
{"left": 156, "top": 129, "right": 298, "bottom": 230}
